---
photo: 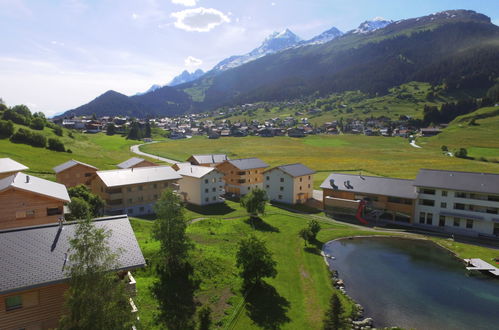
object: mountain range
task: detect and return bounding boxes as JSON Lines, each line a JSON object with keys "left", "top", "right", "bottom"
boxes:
{"left": 60, "top": 10, "right": 499, "bottom": 119}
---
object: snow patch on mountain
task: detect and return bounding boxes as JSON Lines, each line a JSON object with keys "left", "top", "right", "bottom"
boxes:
{"left": 168, "top": 69, "right": 205, "bottom": 86}
{"left": 353, "top": 17, "right": 393, "bottom": 34}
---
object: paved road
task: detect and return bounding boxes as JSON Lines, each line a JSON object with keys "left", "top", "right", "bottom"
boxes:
{"left": 130, "top": 141, "right": 180, "bottom": 164}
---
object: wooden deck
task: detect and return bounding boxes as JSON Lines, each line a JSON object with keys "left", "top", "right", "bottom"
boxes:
{"left": 464, "top": 258, "right": 499, "bottom": 276}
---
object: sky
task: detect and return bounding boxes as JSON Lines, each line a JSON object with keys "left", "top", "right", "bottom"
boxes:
{"left": 1, "top": 0, "right": 498, "bottom": 116}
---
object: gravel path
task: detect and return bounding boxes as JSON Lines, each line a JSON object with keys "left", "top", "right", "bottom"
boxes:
{"left": 130, "top": 141, "right": 180, "bottom": 164}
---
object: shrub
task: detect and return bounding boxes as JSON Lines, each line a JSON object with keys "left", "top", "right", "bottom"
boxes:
{"left": 29, "top": 117, "right": 45, "bottom": 130}
{"left": 10, "top": 128, "right": 33, "bottom": 144}
{"left": 47, "top": 138, "right": 65, "bottom": 152}
{"left": 30, "top": 132, "right": 47, "bottom": 148}
{"left": 0, "top": 120, "right": 14, "bottom": 138}
{"left": 66, "top": 149, "right": 73, "bottom": 153}
{"left": 455, "top": 148, "right": 468, "bottom": 159}
{"left": 53, "top": 125, "right": 63, "bottom": 136}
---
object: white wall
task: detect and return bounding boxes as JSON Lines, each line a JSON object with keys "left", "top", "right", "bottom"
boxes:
{"left": 178, "top": 170, "right": 225, "bottom": 206}
{"left": 264, "top": 169, "right": 294, "bottom": 204}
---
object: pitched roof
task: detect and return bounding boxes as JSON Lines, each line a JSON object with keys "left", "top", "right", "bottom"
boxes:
{"left": 189, "top": 154, "right": 228, "bottom": 165}
{"left": 267, "top": 163, "right": 315, "bottom": 177}
{"left": 320, "top": 173, "right": 416, "bottom": 199}
{"left": 226, "top": 158, "right": 269, "bottom": 170}
{"left": 117, "top": 157, "right": 148, "bottom": 169}
{"left": 53, "top": 159, "right": 98, "bottom": 173}
{"left": 96, "top": 166, "right": 182, "bottom": 187}
{"left": 415, "top": 169, "right": 499, "bottom": 195}
{"left": 0, "top": 215, "right": 146, "bottom": 295}
{"left": 0, "top": 172, "right": 70, "bottom": 202}
{"left": 0, "top": 158, "right": 28, "bottom": 174}
{"left": 175, "top": 164, "right": 217, "bottom": 178}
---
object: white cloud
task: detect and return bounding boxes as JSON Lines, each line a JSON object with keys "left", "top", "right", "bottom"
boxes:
{"left": 271, "top": 2, "right": 276, "bottom": 6}
{"left": 171, "top": 7, "right": 230, "bottom": 32}
{"left": 171, "top": 0, "right": 197, "bottom": 6}
{"left": 184, "top": 56, "right": 202, "bottom": 67}
{"left": 132, "top": 13, "right": 138, "bottom": 20}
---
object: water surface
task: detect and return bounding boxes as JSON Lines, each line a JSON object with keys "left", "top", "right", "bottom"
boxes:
{"left": 323, "top": 237, "right": 499, "bottom": 330}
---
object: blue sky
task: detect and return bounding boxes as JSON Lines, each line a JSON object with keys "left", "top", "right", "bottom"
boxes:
{"left": 1, "top": 0, "right": 498, "bottom": 116}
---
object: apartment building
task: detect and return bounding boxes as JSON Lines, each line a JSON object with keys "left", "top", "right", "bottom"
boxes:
{"left": 0, "top": 158, "right": 28, "bottom": 179}
{"left": 0, "top": 215, "right": 145, "bottom": 330}
{"left": 187, "top": 154, "right": 229, "bottom": 167}
{"left": 216, "top": 158, "right": 269, "bottom": 196}
{"left": 0, "top": 172, "right": 70, "bottom": 230}
{"left": 53, "top": 159, "right": 98, "bottom": 188}
{"left": 414, "top": 169, "right": 499, "bottom": 237}
{"left": 264, "top": 163, "right": 315, "bottom": 204}
{"left": 175, "top": 164, "right": 225, "bottom": 206}
{"left": 90, "top": 166, "right": 182, "bottom": 216}
{"left": 320, "top": 173, "right": 417, "bottom": 223}
{"left": 117, "top": 157, "right": 158, "bottom": 169}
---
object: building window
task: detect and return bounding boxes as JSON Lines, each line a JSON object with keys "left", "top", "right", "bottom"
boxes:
{"left": 5, "top": 295, "right": 22, "bottom": 311}
{"left": 205, "top": 197, "right": 209, "bottom": 202}
{"left": 138, "top": 196, "right": 143, "bottom": 202}
{"left": 421, "top": 189, "right": 435, "bottom": 195}
{"left": 308, "top": 184, "right": 310, "bottom": 188}
{"left": 454, "top": 203, "right": 465, "bottom": 210}
{"left": 453, "top": 218, "right": 460, "bottom": 227}
{"left": 127, "top": 187, "right": 132, "bottom": 192}
{"left": 441, "top": 202, "right": 447, "bottom": 208}
{"left": 426, "top": 213, "right": 433, "bottom": 225}
{"left": 85, "top": 173, "right": 92, "bottom": 177}
{"left": 153, "top": 183, "right": 157, "bottom": 189}
{"left": 280, "top": 186, "right": 284, "bottom": 191}
{"left": 205, "top": 188, "right": 209, "bottom": 193}
{"left": 139, "top": 186, "right": 143, "bottom": 191}
{"left": 278, "top": 195, "right": 282, "bottom": 200}
{"left": 455, "top": 192, "right": 467, "bottom": 198}
{"left": 466, "top": 219, "right": 473, "bottom": 229}
{"left": 280, "top": 178, "right": 284, "bottom": 182}
{"left": 213, "top": 196, "right": 216, "bottom": 201}
{"left": 441, "top": 190, "right": 447, "bottom": 197}
{"left": 419, "top": 212, "right": 425, "bottom": 224}
{"left": 46, "top": 207, "right": 62, "bottom": 217}
{"left": 266, "top": 176, "right": 269, "bottom": 181}
{"left": 439, "top": 216, "right": 445, "bottom": 227}
{"left": 128, "top": 198, "right": 132, "bottom": 203}
{"left": 299, "top": 186, "right": 302, "bottom": 191}
{"left": 205, "top": 179, "right": 208, "bottom": 184}
{"left": 266, "top": 185, "right": 269, "bottom": 188}
{"left": 308, "top": 176, "right": 311, "bottom": 180}
{"left": 26, "top": 210, "right": 36, "bottom": 217}
{"left": 300, "top": 178, "right": 302, "bottom": 182}
{"left": 212, "top": 187, "right": 216, "bottom": 192}
{"left": 419, "top": 199, "right": 435, "bottom": 207}
{"left": 139, "top": 207, "right": 144, "bottom": 212}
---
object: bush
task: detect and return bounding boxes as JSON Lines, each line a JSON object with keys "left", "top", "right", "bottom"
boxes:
{"left": 30, "top": 132, "right": 47, "bottom": 148}
{"left": 67, "top": 149, "right": 73, "bottom": 153}
{"left": 2, "top": 109, "right": 30, "bottom": 126}
{"left": 53, "top": 125, "right": 63, "bottom": 136}
{"left": 29, "top": 117, "right": 45, "bottom": 130}
{"left": 455, "top": 148, "right": 468, "bottom": 159}
{"left": 47, "top": 138, "right": 65, "bottom": 152}
{"left": 10, "top": 128, "right": 46, "bottom": 148}
{"left": 0, "top": 120, "right": 14, "bottom": 138}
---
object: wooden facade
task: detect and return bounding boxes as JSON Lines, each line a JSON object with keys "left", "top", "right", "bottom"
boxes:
{"left": 55, "top": 163, "right": 97, "bottom": 188}
{"left": 323, "top": 189, "right": 415, "bottom": 222}
{"left": 127, "top": 159, "right": 158, "bottom": 168}
{"left": 0, "top": 283, "right": 68, "bottom": 330}
{"left": 0, "top": 171, "right": 22, "bottom": 180}
{"left": 0, "top": 189, "right": 64, "bottom": 230}
{"left": 216, "top": 162, "right": 266, "bottom": 196}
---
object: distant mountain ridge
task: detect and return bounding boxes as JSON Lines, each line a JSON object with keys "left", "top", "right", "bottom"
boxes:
{"left": 59, "top": 10, "right": 499, "bottom": 119}
{"left": 168, "top": 69, "right": 205, "bottom": 86}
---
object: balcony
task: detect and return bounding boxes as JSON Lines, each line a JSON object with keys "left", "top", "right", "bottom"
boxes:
{"left": 238, "top": 179, "right": 246, "bottom": 184}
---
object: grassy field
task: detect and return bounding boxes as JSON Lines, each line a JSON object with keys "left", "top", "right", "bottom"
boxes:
{"left": 0, "top": 126, "right": 163, "bottom": 180}
{"left": 141, "top": 133, "right": 499, "bottom": 187}
{"left": 130, "top": 202, "right": 499, "bottom": 329}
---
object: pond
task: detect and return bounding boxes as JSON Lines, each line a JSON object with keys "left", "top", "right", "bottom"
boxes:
{"left": 323, "top": 237, "right": 499, "bottom": 330}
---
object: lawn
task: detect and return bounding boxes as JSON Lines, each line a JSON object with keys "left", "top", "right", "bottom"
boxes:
{"left": 141, "top": 133, "right": 499, "bottom": 184}
{"left": 0, "top": 126, "right": 162, "bottom": 181}
{"left": 129, "top": 202, "right": 499, "bottom": 329}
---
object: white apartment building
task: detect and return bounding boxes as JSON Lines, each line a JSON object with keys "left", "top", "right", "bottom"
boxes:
{"left": 264, "top": 163, "right": 315, "bottom": 205}
{"left": 414, "top": 169, "right": 499, "bottom": 237}
{"left": 175, "top": 164, "right": 225, "bottom": 206}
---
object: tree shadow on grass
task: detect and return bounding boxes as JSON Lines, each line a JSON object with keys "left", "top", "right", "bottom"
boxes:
{"left": 184, "top": 203, "right": 236, "bottom": 216}
{"left": 244, "top": 282, "right": 290, "bottom": 330}
{"left": 244, "top": 217, "right": 280, "bottom": 233}
{"left": 303, "top": 239, "right": 325, "bottom": 256}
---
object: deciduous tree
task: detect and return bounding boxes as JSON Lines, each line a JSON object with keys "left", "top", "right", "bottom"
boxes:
{"left": 236, "top": 234, "right": 277, "bottom": 286}
{"left": 240, "top": 187, "right": 267, "bottom": 219}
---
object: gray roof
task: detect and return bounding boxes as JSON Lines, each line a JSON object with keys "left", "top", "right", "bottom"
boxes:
{"left": 320, "top": 173, "right": 417, "bottom": 199}
{"left": 0, "top": 158, "right": 28, "bottom": 174}
{"left": 0, "top": 215, "right": 146, "bottom": 294}
{"left": 96, "top": 166, "right": 182, "bottom": 187}
{"left": 175, "top": 163, "right": 217, "bottom": 178}
{"left": 415, "top": 169, "right": 499, "bottom": 195}
{"left": 226, "top": 158, "right": 269, "bottom": 170}
{"left": 117, "top": 157, "right": 148, "bottom": 169}
{"left": 0, "top": 172, "right": 70, "bottom": 202}
{"left": 189, "top": 154, "right": 228, "bottom": 165}
{"left": 53, "top": 159, "right": 98, "bottom": 173}
{"left": 268, "top": 163, "right": 315, "bottom": 177}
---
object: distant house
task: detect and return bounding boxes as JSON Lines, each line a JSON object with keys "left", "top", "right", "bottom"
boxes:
{"left": 0, "top": 215, "right": 145, "bottom": 330}
{"left": 0, "top": 173, "right": 70, "bottom": 230}
{"left": 420, "top": 128, "right": 442, "bottom": 137}
{"left": 90, "top": 166, "right": 182, "bottom": 215}
{"left": 187, "top": 154, "right": 229, "bottom": 167}
{"left": 0, "top": 158, "right": 28, "bottom": 179}
{"left": 287, "top": 127, "right": 305, "bottom": 138}
{"left": 208, "top": 132, "right": 220, "bottom": 139}
{"left": 175, "top": 164, "right": 225, "bottom": 206}
{"left": 220, "top": 130, "right": 231, "bottom": 137}
{"left": 53, "top": 159, "right": 98, "bottom": 188}
{"left": 117, "top": 157, "right": 158, "bottom": 169}
{"left": 216, "top": 158, "right": 269, "bottom": 196}
{"left": 264, "top": 163, "right": 315, "bottom": 204}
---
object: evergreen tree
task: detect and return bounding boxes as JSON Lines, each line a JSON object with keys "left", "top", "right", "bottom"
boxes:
{"left": 59, "top": 218, "right": 135, "bottom": 329}
{"left": 323, "top": 293, "right": 345, "bottom": 330}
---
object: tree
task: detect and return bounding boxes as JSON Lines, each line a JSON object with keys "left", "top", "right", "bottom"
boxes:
{"left": 68, "top": 185, "right": 105, "bottom": 217}
{"left": 197, "top": 305, "right": 212, "bottom": 330}
{"left": 48, "top": 138, "right": 66, "bottom": 152}
{"left": 68, "top": 197, "right": 91, "bottom": 220}
{"left": 455, "top": 148, "right": 468, "bottom": 159}
{"left": 323, "top": 293, "right": 345, "bottom": 330}
{"left": 441, "top": 145, "right": 448, "bottom": 152}
{"left": 236, "top": 235, "right": 277, "bottom": 286}
{"left": 308, "top": 219, "right": 321, "bottom": 241}
{"left": 30, "top": 132, "right": 47, "bottom": 148}
{"left": 29, "top": 117, "right": 45, "bottom": 130}
{"left": 0, "top": 120, "right": 14, "bottom": 138}
{"left": 59, "top": 218, "right": 135, "bottom": 329}
{"left": 53, "top": 125, "right": 63, "bottom": 136}
{"left": 298, "top": 228, "right": 311, "bottom": 246}
{"left": 106, "top": 123, "right": 116, "bottom": 135}
{"left": 240, "top": 187, "right": 267, "bottom": 219}
{"left": 145, "top": 121, "right": 152, "bottom": 138}
{"left": 152, "top": 189, "right": 198, "bottom": 329}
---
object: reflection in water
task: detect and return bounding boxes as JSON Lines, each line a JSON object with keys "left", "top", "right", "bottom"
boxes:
{"left": 323, "top": 238, "right": 499, "bottom": 330}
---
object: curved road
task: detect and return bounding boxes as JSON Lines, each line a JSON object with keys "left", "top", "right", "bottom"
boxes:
{"left": 130, "top": 141, "right": 180, "bottom": 164}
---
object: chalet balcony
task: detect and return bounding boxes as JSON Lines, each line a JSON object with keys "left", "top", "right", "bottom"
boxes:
{"left": 238, "top": 179, "right": 246, "bottom": 184}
